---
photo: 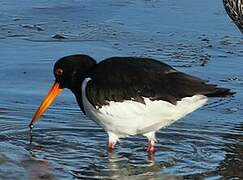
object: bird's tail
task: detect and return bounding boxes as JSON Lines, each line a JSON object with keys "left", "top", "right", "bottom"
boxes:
{"left": 206, "top": 87, "right": 235, "bottom": 97}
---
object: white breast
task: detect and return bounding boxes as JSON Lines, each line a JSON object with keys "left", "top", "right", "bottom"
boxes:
{"left": 82, "top": 78, "right": 208, "bottom": 138}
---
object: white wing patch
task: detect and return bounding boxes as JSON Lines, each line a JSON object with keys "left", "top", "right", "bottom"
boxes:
{"left": 82, "top": 78, "right": 208, "bottom": 139}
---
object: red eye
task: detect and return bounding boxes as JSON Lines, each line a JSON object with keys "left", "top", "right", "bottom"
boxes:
{"left": 55, "top": 68, "right": 63, "bottom": 76}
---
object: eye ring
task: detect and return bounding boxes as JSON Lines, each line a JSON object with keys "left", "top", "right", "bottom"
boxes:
{"left": 55, "top": 68, "right": 63, "bottom": 76}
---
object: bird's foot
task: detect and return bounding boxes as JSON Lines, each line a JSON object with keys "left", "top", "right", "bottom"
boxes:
{"left": 147, "top": 140, "right": 155, "bottom": 154}
{"left": 108, "top": 141, "right": 116, "bottom": 152}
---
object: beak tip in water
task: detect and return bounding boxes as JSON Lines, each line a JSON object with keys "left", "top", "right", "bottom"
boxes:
{"left": 29, "top": 123, "right": 34, "bottom": 129}
{"left": 29, "top": 82, "right": 62, "bottom": 128}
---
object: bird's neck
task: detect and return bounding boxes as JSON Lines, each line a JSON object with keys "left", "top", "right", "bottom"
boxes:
{"left": 71, "top": 88, "right": 85, "bottom": 114}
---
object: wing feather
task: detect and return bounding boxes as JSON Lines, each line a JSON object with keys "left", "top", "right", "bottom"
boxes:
{"left": 85, "top": 57, "right": 233, "bottom": 107}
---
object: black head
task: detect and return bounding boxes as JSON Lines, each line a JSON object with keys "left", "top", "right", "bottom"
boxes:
{"left": 54, "top": 54, "right": 97, "bottom": 90}
{"left": 29, "top": 54, "right": 96, "bottom": 127}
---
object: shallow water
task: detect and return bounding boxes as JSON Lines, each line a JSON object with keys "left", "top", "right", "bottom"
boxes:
{"left": 0, "top": 0, "right": 242, "bottom": 179}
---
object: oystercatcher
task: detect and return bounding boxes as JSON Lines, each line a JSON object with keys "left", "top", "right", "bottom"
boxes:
{"left": 29, "top": 55, "right": 234, "bottom": 153}
{"left": 223, "top": 0, "right": 243, "bottom": 33}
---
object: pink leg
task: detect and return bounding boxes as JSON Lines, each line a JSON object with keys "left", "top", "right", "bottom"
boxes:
{"left": 108, "top": 141, "right": 116, "bottom": 152}
{"left": 107, "top": 132, "right": 118, "bottom": 152}
{"left": 147, "top": 140, "right": 155, "bottom": 154}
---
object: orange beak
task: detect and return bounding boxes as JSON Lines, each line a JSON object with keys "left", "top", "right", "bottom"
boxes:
{"left": 29, "top": 82, "right": 62, "bottom": 128}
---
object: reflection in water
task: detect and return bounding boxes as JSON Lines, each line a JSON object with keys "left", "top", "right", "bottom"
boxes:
{"left": 27, "top": 126, "right": 186, "bottom": 179}
{"left": 218, "top": 124, "right": 243, "bottom": 179}
{"left": 71, "top": 150, "right": 179, "bottom": 180}
{"left": 22, "top": 158, "right": 55, "bottom": 180}
{"left": 0, "top": 141, "right": 55, "bottom": 180}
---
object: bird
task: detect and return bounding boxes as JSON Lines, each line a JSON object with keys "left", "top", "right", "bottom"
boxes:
{"left": 29, "top": 54, "right": 234, "bottom": 154}
{"left": 223, "top": 0, "right": 243, "bottom": 33}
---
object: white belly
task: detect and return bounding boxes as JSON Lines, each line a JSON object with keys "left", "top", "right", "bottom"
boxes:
{"left": 82, "top": 78, "right": 208, "bottom": 138}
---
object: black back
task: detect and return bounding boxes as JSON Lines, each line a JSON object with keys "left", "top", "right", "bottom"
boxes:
{"left": 85, "top": 57, "right": 233, "bottom": 108}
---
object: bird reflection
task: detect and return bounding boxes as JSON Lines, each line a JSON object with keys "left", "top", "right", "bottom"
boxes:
{"left": 71, "top": 149, "right": 180, "bottom": 179}
{"left": 218, "top": 123, "right": 243, "bottom": 178}
{"left": 22, "top": 157, "right": 55, "bottom": 180}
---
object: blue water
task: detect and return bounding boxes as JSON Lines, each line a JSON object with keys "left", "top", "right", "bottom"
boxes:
{"left": 0, "top": 0, "right": 242, "bottom": 179}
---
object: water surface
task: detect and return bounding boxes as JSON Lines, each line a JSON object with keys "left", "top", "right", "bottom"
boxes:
{"left": 0, "top": 0, "right": 242, "bottom": 179}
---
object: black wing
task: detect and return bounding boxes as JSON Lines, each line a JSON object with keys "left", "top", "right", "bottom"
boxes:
{"left": 86, "top": 57, "right": 233, "bottom": 107}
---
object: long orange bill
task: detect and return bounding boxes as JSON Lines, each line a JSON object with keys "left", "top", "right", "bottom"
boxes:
{"left": 29, "top": 82, "right": 62, "bottom": 129}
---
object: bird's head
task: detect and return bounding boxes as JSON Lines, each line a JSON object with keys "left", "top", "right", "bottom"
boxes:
{"left": 29, "top": 54, "right": 96, "bottom": 128}
{"left": 54, "top": 55, "right": 96, "bottom": 89}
